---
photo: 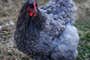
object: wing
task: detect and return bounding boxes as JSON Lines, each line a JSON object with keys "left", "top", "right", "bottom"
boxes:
{"left": 51, "top": 24, "right": 79, "bottom": 60}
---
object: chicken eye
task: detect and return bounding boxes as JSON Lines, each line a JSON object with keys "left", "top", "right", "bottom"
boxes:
{"left": 29, "top": 4, "right": 34, "bottom": 8}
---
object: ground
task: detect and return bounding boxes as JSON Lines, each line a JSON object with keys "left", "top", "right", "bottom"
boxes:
{"left": 0, "top": 0, "right": 90, "bottom": 60}
{"left": 76, "top": 19, "right": 90, "bottom": 60}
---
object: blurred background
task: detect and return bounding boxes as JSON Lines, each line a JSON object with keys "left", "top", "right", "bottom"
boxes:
{"left": 0, "top": 0, "right": 90, "bottom": 60}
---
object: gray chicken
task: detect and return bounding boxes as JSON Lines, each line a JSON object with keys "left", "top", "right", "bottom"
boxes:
{"left": 14, "top": 0, "right": 79, "bottom": 60}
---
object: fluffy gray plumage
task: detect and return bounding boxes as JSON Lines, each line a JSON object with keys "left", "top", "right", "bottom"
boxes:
{"left": 14, "top": 0, "right": 79, "bottom": 60}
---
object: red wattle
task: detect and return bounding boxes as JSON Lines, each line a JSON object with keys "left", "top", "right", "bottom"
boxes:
{"left": 29, "top": 12, "right": 33, "bottom": 16}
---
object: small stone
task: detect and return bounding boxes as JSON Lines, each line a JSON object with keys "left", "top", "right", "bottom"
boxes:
{"left": 0, "top": 26, "right": 2, "bottom": 30}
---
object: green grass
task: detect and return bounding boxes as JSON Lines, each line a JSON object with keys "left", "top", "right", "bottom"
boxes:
{"left": 75, "top": 19, "right": 90, "bottom": 60}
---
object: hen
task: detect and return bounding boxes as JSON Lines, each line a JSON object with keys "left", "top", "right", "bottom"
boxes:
{"left": 14, "top": 0, "right": 79, "bottom": 60}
